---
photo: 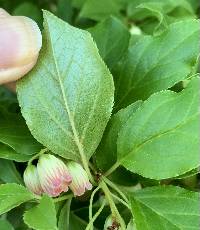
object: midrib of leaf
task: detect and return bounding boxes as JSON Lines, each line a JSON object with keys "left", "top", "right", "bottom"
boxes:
{"left": 119, "top": 112, "right": 199, "bottom": 164}
{"left": 25, "top": 77, "right": 78, "bottom": 157}
{"left": 45, "top": 20, "right": 87, "bottom": 165}
{"left": 80, "top": 72, "right": 101, "bottom": 142}
{"left": 30, "top": 75, "right": 74, "bottom": 140}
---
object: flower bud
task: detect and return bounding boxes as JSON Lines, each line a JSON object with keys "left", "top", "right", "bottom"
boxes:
{"left": 23, "top": 164, "right": 43, "bottom": 195}
{"left": 66, "top": 161, "right": 92, "bottom": 196}
{"left": 37, "top": 154, "right": 72, "bottom": 197}
{"left": 0, "top": 8, "right": 42, "bottom": 84}
{"left": 104, "top": 215, "right": 121, "bottom": 230}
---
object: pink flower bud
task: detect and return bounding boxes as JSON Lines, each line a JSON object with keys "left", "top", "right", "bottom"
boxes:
{"left": 37, "top": 154, "right": 72, "bottom": 197}
{"left": 23, "top": 164, "right": 43, "bottom": 195}
{"left": 66, "top": 161, "right": 92, "bottom": 196}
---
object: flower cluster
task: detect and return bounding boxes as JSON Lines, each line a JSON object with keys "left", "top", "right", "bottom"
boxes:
{"left": 24, "top": 154, "right": 92, "bottom": 197}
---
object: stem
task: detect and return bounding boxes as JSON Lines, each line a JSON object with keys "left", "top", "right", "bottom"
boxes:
{"left": 89, "top": 161, "right": 96, "bottom": 173}
{"left": 103, "top": 177, "right": 128, "bottom": 203}
{"left": 66, "top": 199, "right": 72, "bottom": 230}
{"left": 100, "top": 180, "right": 126, "bottom": 230}
{"left": 81, "top": 155, "right": 95, "bottom": 185}
{"left": 28, "top": 148, "right": 48, "bottom": 166}
{"left": 104, "top": 162, "right": 120, "bottom": 177}
{"left": 53, "top": 194, "right": 73, "bottom": 203}
{"left": 85, "top": 199, "right": 106, "bottom": 230}
{"left": 110, "top": 193, "right": 130, "bottom": 210}
{"left": 89, "top": 186, "right": 101, "bottom": 230}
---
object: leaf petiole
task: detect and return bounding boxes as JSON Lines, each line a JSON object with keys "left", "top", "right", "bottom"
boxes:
{"left": 85, "top": 199, "right": 106, "bottom": 230}
{"left": 110, "top": 192, "right": 130, "bottom": 210}
{"left": 100, "top": 180, "right": 126, "bottom": 230}
{"left": 104, "top": 162, "right": 120, "bottom": 177}
{"left": 28, "top": 148, "right": 49, "bottom": 166}
{"left": 89, "top": 186, "right": 101, "bottom": 229}
{"left": 103, "top": 176, "right": 128, "bottom": 203}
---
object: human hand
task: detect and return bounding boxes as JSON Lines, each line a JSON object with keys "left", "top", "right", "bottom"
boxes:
{"left": 0, "top": 8, "right": 42, "bottom": 85}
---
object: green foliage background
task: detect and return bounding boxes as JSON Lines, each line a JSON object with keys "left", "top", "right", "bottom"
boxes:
{"left": 0, "top": 0, "right": 199, "bottom": 229}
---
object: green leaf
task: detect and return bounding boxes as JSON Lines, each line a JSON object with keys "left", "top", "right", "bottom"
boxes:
{"left": 0, "top": 159, "right": 22, "bottom": 184}
{"left": 0, "top": 86, "right": 17, "bottom": 113}
{"left": 0, "top": 183, "right": 34, "bottom": 215}
{"left": 24, "top": 195, "right": 57, "bottom": 230}
{"left": 6, "top": 205, "right": 28, "bottom": 230}
{"left": 57, "top": 0, "right": 73, "bottom": 23}
{"left": 17, "top": 11, "right": 114, "bottom": 162}
{"left": 58, "top": 200, "right": 71, "bottom": 230}
{"left": 72, "top": 0, "right": 85, "bottom": 9}
{"left": 127, "top": 0, "right": 196, "bottom": 35}
{"left": 79, "top": 0, "right": 121, "bottom": 21}
{"left": 133, "top": 2, "right": 169, "bottom": 34}
{"left": 114, "top": 19, "right": 200, "bottom": 110}
{"left": 68, "top": 213, "right": 88, "bottom": 230}
{"left": 96, "top": 101, "right": 142, "bottom": 171}
{"left": 88, "top": 16, "right": 130, "bottom": 69}
{"left": 175, "top": 168, "right": 200, "bottom": 179}
{"left": 187, "top": 0, "right": 200, "bottom": 11}
{"left": 0, "top": 219, "right": 14, "bottom": 230}
{"left": 127, "top": 0, "right": 195, "bottom": 21}
{"left": 116, "top": 77, "right": 199, "bottom": 179}
{"left": 0, "top": 113, "right": 42, "bottom": 156}
{"left": 0, "top": 144, "right": 31, "bottom": 162}
{"left": 58, "top": 200, "right": 91, "bottom": 230}
{"left": 0, "top": 86, "right": 16, "bottom": 103}
{"left": 130, "top": 186, "right": 200, "bottom": 230}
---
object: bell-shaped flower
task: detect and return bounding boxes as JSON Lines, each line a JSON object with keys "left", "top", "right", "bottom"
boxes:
{"left": 37, "top": 154, "right": 72, "bottom": 197}
{"left": 66, "top": 161, "right": 92, "bottom": 196}
{"left": 24, "top": 164, "right": 43, "bottom": 195}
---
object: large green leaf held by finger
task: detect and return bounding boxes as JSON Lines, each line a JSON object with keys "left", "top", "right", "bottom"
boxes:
{"left": 17, "top": 11, "right": 114, "bottom": 162}
{"left": 114, "top": 19, "right": 199, "bottom": 110}
{"left": 130, "top": 186, "right": 200, "bottom": 230}
{"left": 116, "top": 77, "right": 199, "bottom": 179}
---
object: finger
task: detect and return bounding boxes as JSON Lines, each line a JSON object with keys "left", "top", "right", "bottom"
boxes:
{"left": 0, "top": 8, "right": 42, "bottom": 84}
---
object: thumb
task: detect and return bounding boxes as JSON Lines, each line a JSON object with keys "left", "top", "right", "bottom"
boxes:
{"left": 0, "top": 8, "right": 42, "bottom": 84}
